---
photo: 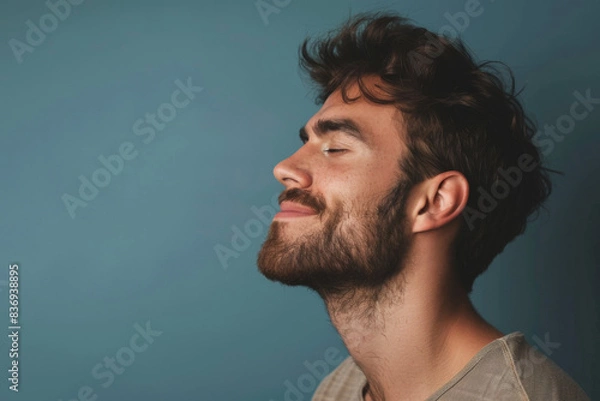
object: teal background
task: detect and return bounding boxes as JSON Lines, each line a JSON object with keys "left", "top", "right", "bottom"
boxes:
{"left": 0, "top": 0, "right": 598, "bottom": 400}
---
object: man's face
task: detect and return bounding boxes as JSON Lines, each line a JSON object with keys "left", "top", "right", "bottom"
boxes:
{"left": 257, "top": 79, "right": 415, "bottom": 298}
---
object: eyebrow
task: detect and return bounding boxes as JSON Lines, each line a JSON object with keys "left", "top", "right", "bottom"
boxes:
{"left": 299, "top": 118, "right": 368, "bottom": 145}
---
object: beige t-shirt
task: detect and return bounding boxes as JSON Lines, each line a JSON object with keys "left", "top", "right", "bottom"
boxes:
{"left": 312, "top": 332, "right": 590, "bottom": 401}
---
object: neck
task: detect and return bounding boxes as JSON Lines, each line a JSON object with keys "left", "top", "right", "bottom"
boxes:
{"left": 321, "top": 257, "right": 503, "bottom": 401}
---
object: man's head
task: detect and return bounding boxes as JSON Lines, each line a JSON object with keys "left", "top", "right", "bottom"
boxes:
{"left": 257, "top": 81, "right": 417, "bottom": 303}
{"left": 257, "top": 11, "right": 554, "bottom": 298}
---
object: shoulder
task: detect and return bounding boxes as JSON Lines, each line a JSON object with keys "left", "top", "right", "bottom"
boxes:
{"left": 485, "top": 332, "right": 590, "bottom": 401}
{"left": 311, "top": 355, "right": 367, "bottom": 401}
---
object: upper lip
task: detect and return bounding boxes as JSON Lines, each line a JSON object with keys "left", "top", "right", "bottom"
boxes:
{"left": 279, "top": 201, "right": 317, "bottom": 215}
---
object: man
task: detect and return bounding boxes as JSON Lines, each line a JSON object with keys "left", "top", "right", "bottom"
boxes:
{"left": 256, "top": 11, "right": 590, "bottom": 401}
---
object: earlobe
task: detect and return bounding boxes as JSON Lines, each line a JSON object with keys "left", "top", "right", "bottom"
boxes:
{"left": 411, "top": 171, "right": 469, "bottom": 234}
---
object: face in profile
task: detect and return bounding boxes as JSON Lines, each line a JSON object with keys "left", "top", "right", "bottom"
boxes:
{"left": 257, "top": 81, "right": 416, "bottom": 298}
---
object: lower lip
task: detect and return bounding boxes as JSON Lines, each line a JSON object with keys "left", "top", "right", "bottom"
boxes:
{"left": 274, "top": 211, "right": 318, "bottom": 219}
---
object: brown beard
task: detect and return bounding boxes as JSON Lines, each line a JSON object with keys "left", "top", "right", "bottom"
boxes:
{"left": 256, "top": 176, "right": 414, "bottom": 314}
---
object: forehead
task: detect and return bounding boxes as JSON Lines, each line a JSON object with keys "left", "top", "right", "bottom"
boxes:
{"left": 310, "top": 78, "right": 406, "bottom": 146}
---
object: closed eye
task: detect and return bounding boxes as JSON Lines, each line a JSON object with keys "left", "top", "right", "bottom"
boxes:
{"left": 300, "top": 135, "right": 346, "bottom": 154}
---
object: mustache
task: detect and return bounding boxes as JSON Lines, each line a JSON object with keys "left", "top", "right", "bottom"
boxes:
{"left": 278, "top": 188, "right": 326, "bottom": 214}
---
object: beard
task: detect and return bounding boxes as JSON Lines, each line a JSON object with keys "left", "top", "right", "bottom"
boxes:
{"left": 256, "top": 176, "right": 414, "bottom": 310}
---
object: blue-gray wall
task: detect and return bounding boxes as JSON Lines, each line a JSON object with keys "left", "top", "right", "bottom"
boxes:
{"left": 0, "top": 0, "right": 597, "bottom": 400}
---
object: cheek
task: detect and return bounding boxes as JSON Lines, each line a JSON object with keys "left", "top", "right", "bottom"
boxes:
{"left": 317, "top": 158, "right": 398, "bottom": 214}
{"left": 329, "top": 191, "right": 374, "bottom": 220}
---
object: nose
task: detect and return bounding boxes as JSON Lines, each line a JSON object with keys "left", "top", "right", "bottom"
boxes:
{"left": 273, "top": 149, "right": 312, "bottom": 189}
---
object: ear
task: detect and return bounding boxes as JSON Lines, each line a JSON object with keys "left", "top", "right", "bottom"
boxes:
{"left": 409, "top": 171, "right": 469, "bottom": 234}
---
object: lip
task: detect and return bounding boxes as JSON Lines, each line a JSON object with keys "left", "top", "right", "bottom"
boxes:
{"left": 274, "top": 201, "right": 318, "bottom": 219}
